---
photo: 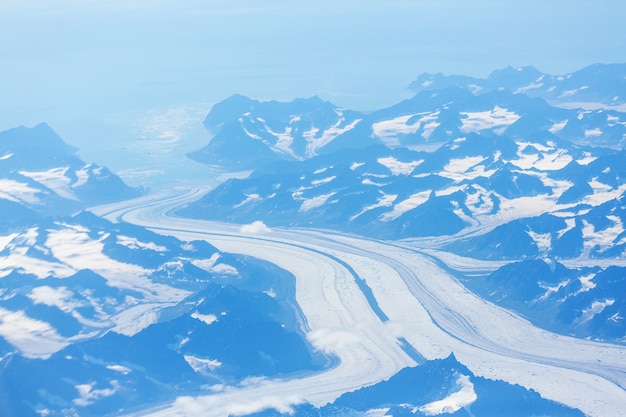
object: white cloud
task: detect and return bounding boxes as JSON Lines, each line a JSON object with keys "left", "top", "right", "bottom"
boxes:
{"left": 240, "top": 221, "right": 271, "bottom": 234}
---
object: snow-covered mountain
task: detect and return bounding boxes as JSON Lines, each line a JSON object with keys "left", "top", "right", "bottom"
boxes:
{"left": 409, "top": 63, "right": 626, "bottom": 107}
{"left": 255, "top": 354, "right": 583, "bottom": 417}
{"left": 460, "top": 259, "right": 626, "bottom": 342}
{"left": 180, "top": 133, "right": 625, "bottom": 241}
{"left": 187, "top": 66, "right": 626, "bottom": 168}
{"left": 180, "top": 134, "right": 626, "bottom": 345}
{"left": 187, "top": 95, "right": 364, "bottom": 169}
{"left": 0, "top": 123, "right": 140, "bottom": 225}
{"left": 0, "top": 216, "right": 322, "bottom": 416}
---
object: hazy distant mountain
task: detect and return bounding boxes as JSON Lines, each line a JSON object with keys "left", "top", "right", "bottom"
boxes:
{"left": 409, "top": 63, "right": 626, "bottom": 107}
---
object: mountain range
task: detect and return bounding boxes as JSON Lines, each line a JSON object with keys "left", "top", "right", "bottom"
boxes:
{"left": 3, "top": 63, "right": 626, "bottom": 416}
{"left": 182, "top": 63, "right": 626, "bottom": 345}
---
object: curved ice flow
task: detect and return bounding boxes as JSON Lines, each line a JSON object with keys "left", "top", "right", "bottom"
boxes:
{"left": 93, "top": 190, "right": 626, "bottom": 417}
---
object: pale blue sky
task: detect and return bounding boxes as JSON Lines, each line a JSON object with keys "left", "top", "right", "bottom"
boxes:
{"left": 1, "top": 0, "right": 625, "bottom": 179}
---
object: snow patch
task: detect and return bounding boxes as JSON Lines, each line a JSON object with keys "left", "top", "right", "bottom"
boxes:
{"left": 576, "top": 152, "right": 597, "bottom": 166}
{"left": 116, "top": 235, "right": 167, "bottom": 252}
{"left": 579, "top": 300, "right": 615, "bottom": 323}
{"left": 460, "top": 106, "right": 520, "bottom": 133}
{"left": 440, "top": 157, "right": 495, "bottom": 182}
{"left": 184, "top": 355, "right": 222, "bottom": 373}
{"left": 107, "top": 364, "right": 131, "bottom": 374}
{"left": 311, "top": 176, "right": 336, "bottom": 186}
{"left": 581, "top": 216, "right": 624, "bottom": 255}
{"left": 528, "top": 231, "right": 552, "bottom": 254}
{"left": 377, "top": 156, "right": 423, "bottom": 175}
{"left": 73, "top": 381, "right": 120, "bottom": 406}
{"left": 510, "top": 142, "right": 573, "bottom": 170}
{"left": 28, "top": 286, "right": 82, "bottom": 313}
{"left": 0, "top": 307, "right": 68, "bottom": 358}
{"left": 350, "top": 193, "right": 398, "bottom": 221}
{"left": 191, "top": 312, "right": 218, "bottom": 325}
{"left": 234, "top": 193, "right": 262, "bottom": 208}
{"left": 584, "top": 128, "right": 603, "bottom": 138}
{"left": 298, "top": 192, "right": 336, "bottom": 212}
{"left": 381, "top": 190, "right": 431, "bottom": 221}
{"left": 304, "top": 118, "right": 361, "bottom": 158}
{"left": 417, "top": 374, "right": 477, "bottom": 415}
{"left": 549, "top": 120, "right": 568, "bottom": 134}
{"left": 0, "top": 179, "right": 42, "bottom": 204}
{"left": 372, "top": 114, "right": 421, "bottom": 146}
